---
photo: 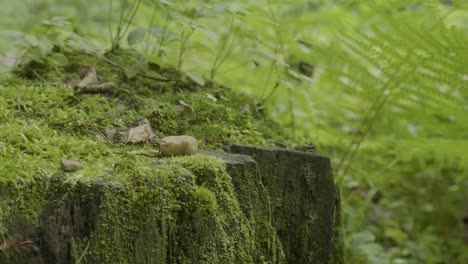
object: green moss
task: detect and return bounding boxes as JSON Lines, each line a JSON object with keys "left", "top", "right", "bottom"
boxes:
{"left": 0, "top": 154, "right": 282, "bottom": 263}
{"left": 0, "top": 49, "right": 309, "bottom": 263}
{"left": 332, "top": 185, "right": 346, "bottom": 264}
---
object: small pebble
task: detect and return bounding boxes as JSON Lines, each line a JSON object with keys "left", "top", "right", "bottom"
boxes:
{"left": 160, "top": 135, "right": 198, "bottom": 157}
{"left": 60, "top": 159, "right": 84, "bottom": 172}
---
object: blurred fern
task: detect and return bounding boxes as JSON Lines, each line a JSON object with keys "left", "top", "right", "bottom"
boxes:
{"left": 312, "top": 4, "right": 468, "bottom": 178}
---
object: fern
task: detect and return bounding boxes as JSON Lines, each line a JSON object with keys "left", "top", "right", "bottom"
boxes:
{"left": 311, "top": 4, "right": 468, "bottom": 177}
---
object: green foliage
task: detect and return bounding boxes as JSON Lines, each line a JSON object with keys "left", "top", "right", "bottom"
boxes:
{"left": 307, "top": 6, "right": 467, "bottom": 262}
{"left": 0, "top": 16, "right": 94, "bottom": 72}
{"left": 0, "top": 0, "right": 467, "bottom": 263}
{"left": 0, "top": 49, "right": 305, "bottom": 263}
{"left": 108, "top": 0, "right": 142, "bottom": 51}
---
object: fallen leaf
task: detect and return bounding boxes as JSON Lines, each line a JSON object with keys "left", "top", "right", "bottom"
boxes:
{"left": 206, "top": 93, "right": 217, "bottom": 102}
{"left": 185, "top": 71, "right": 205, "bottom": 86}
{"left": 75, "top": 67, "right": 99, "bottom": 89}
{"left": 127, "top": 123, "right": 155, "bottom": 144}
{"left": 241, "top": 104, "right": 250, "bottom": 114}
{"left": 177, "top": 100, "right": 196, "bottom": 121}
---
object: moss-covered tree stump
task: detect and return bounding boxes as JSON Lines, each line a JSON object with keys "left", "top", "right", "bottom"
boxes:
{"left": 0, "top": 50, "right": 344, "bottom": 263}
{"left": 0, "top": 146, "right": 343, "bottom": 264}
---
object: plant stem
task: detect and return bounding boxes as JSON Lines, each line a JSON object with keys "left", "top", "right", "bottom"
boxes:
{"left": 210, "top": 15, "right": 236, "bottom": 80}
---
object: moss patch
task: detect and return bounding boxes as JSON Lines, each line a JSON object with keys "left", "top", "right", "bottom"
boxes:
{"left": 0, "top": 49, "right": 311, "bottom": 263}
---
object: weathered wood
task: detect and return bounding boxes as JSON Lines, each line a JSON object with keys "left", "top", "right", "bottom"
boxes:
{"left": 0, "top": 146, "right": 343, "bottom": 263}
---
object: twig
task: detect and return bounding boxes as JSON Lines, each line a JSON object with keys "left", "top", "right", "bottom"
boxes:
{"left": 76, "top": 240, "right": 91, "bottom": 263}
{"left": 259, "top": 81, "right": 279, "bottom": 105}
{"left": 113, "top": 151, "right": 161, "bottom": 158}
{"left": 33, "top": 70, "right": 50, "bottom": 84}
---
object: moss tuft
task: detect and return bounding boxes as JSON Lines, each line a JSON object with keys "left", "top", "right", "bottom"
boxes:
{"left": 0, "top": 49, "right": 310, "bottom": 263}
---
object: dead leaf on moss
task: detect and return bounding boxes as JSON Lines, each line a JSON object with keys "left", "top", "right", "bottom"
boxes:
{"left": 185, "top": 71, "right": 205, "bottom": 86}
{"left": 0, "top": 233, "right": 39, "bottom": 256}
{"left": 105, "top": 128, "right": 127, "bottom": 143}
{"left": 73, "top": 67, "right": 116, "bottom": 93}
{"left": 79, "top": 82, "right": 116, "bottom": 93}
{"left": 240, "top": 104, "right": 250, "bottom": 114}
{"left": 295, "top": 145, "right": 318, "bottom": 154}
{"left": 67, "top": 78, "right": 81, "bottom": 87}
{"left": 78, "top": 67, "right": 90, "bottom": 78}
{"left": 127, "top": 123, "right": 155, "bottom": 144}
{"left": 106, "top": 118, "right": 158, "bottom": 145}
{"left": 75, "top": 67, "right": 98, "bottom": 89}
{"left": 206, "top": 93, "right": 217, "bottom": 102}
{"left": 177, "top": 100, "right": 196, "bottom": 121}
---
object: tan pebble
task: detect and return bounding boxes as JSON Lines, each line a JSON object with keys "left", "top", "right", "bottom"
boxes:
{"left": 60, "top": 159, "right": 84, "bottom": 172}
{"left": 160, "top": 135, "right": 198, "bottom": 156}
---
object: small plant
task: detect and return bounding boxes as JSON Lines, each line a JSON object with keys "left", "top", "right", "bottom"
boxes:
{"left": 255, "top": 2, "right": 293, "bottom": 130}
{"left": 148, "top": 4, "right": 177, "bottom": 59}
{"left": 174, "top": 8, "right": 202, "bottom": 71}
{"left": 1, "top": 16, "right": 94, "bottom": 75}
{"left": 108, "top": 0, "right": 142, "bottom": 52}
{"left": 209, "top": 12, "right": 237, "bottom": 81}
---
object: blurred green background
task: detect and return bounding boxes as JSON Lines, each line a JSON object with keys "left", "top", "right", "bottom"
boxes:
{"left": 0, "top": 0, "right": 467, "bottom": 263}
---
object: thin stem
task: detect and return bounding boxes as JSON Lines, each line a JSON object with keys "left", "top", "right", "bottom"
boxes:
{"left": 176, "top": 8, "right": 203, "bottom": 70}
{"left": 152, "top": 11, "right": 173, "bottom": 58}
{"left": 109, "top": 0, "right": 142, "bottom": 51}
{"left": 118, "top": 0, "right": 142, "bottom": 44}
{"left": 113, "top": 0, "right": 127, "bottom": 49}
{"left": 259, "top": 60, "right": 276, "bottom": 101}
{"left": 177, "top": 26, "right": 195, "bottom": 70}
{"left": 108, "top": 0, "right": 114, "bottom": 46}
{"left": 144, "top": 3, "right": 158, "bottom": 56}
{"left": 336, "top": 55, "right": 425, "bottom": 179}
{"left": 259, "top": 81, "right": 279, "bottom": 105}
{"left": 335, "top": 8, "right": 453, "bottom": 180}
{"left": 210, "top": 15, "right": 236, "bottom": 80}
{"left": 288, "top": 86, "right": 295, "bottom": 133}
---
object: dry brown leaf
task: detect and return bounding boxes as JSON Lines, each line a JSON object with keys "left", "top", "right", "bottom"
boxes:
{"left": 75, "top": 67, "right": 99, "bottom": 89}
{"left": 177, "top": 100, "right": 196, "bottom": 121}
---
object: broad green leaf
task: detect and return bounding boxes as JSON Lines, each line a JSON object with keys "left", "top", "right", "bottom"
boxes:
{"left": 49, "top": 53, "right": 69, "bottom": 66}
{"left": 179, "top": 8, "right": 198, "bottom": 18}
{"left": 0, "top": 31, "right": 23, "bottom": 37}
{"left": 227, "top": 5, "right": 251, "bottom": 16}
{"left": 66, "top": 33, "right": 97, "bottom": 53}
{"left": 211, "top": 4, "right": 228, "bottom": 15}
{"left": 196, "top": 26, "right": 219, "bottom": 42}
{"left": 185, "top": 71, "right": 205, "bottom": 86}
{"left": 191, "top": 41, "right": 215, "bottom": 54}
{"left": 127, "top": 28, "right": 148, "bottom": 45}
{"left": 21, "top": 47, "right": 44, "bottom": 64}
{"left": 124, "top": 67, "right": 139, "bottom": 79}
{"left": 206, "top": 94, "right": 217, "bottom": 102}
{"left": 384, "top": 228, "right": 408, "bottom": 244}
{"left": 38, "top": 38, "right": 54, "bottom": 54}
{"left": 179, "top": 6, "right": 213, "bottom": 19}
{"left": 351, "top": 231, "right": 375, "bottom": 244}
{"left": 281, "top": 80, "right": 295, "bottom": 90}
{"left": 159, "top": 0, "right": 172, "bottom": 5}
{"left": 150, "top": 26, "right": 179, "bottom": 41}
{"left": 24, "top": 35, "right": 39, "bottom": 47}
{"left": 249, "top": 47, "right": 288, "bottom": 66}
{"left": 42, "top": 16, "right": 70, "bottom": 27}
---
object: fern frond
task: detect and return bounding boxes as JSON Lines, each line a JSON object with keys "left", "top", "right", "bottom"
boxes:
{"left": 314, "top": 5, "right": 468, "bottom": 176}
